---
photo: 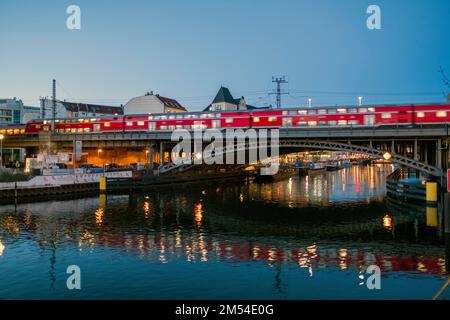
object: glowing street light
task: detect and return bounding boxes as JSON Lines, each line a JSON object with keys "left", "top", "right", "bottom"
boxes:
{"left": 308, "top": 98, "right": 312, "bottom": 108}
{"left": 358, "top": 96, "right": 363, "bottom": 106}
{"left": 383, "top": 152, "right": 392, "bottom": 160}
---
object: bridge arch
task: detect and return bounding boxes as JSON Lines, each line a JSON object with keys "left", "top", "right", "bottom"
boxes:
{"left": 160, "top": 139, "right": 442, "bottom": 177}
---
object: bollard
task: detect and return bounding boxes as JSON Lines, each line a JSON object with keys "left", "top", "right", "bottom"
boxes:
{"left": 99, "top": 176, "right": 107, "bottom": 193}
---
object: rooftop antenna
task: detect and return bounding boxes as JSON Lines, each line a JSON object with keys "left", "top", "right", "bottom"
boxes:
{"left": 269, "top": 76, "right": 288, "bottom": 108}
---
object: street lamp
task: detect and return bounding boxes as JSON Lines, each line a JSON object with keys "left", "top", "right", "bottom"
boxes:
{"left": 0, "top": 134, "right": 4, "bottom": 169}
{"left": 308, "top": 98, "right": 312, "bottom": 108}
{"left": 358, "top": 96, "right": 363, "bottom": 106}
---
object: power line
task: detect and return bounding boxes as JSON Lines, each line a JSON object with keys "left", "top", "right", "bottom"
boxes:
{"left": 269, "top": 76, "right": 289, "bottom": 108}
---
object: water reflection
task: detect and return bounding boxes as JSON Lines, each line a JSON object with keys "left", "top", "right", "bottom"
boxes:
{"left": 0, "top": 165, "right": 448, "bottom": 299}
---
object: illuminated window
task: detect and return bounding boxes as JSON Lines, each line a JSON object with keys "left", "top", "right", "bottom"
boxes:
{"left": 368, "top": 107, "right": 375, "bottom": 112}
{"left": 137, "top": 121, "right": 145, "bottom": 126}
{"left": 328, "top": 120, "right": 337, "bottom": 126}
{"left": 176, "top": 115, "right": 183, "bottom": 119}
{"left": 349, "top": 108, "right": 358, "bottom": 113}
{"left": 298, "top": 121, "right": 307, "bottom": 126}
{"left": 253, "top": 117, "right": 260, "bottom": 123}
{"left": 328, "top": 109, "right": 336, "bottom": 114}
{"left": 282, "top": 111, "right": 288, "bottom": 115}
{"left": 318, "top": 109, "right": 327, "bottom": 115}
{"left": 126, "top": 121, "right": 133, "bottom": 126}
{"left": 225, "top": 118, "right": 233, "bottom": 123}
{"left": 268, "top": 117, "right": 277, "bottom": 122}
{"left": 416, "top": 112, "right": 425, "bottom": 118}
{"left": 289, "top": 111, "right": 297, "bottom": 115}
{"left": 436, "top": 111, "right": 447, "bottom": 118}
{"left": 308, "top": 110, "right": 316, "bottom": 115}
{"left": 358, "top": 108, "right": 368, "bottom": 113}
{"left": 348, "top": 120, "right": 359, "bottom": 125}
{"left": 318, "top": 121, "right": 327, "bottom": 126}
{"left": 160, "top": 125, "right": 168, "bottom": 130}
{"left": 337, "top": 108, "right": 347, "bottom": 114}
{"left": 298, "top": 110, "right": 307, "bottom": 115}
{"left": 308, "top": 121, "right": 317, "bottom": 126}
{"left": 338, "top": 120, "right": 348, "bottom": 126}
{"left": 77, "top": 128, "right": 83, "bottom": 133}
{"left": 84, "top": 128, "right": 90, "bottom": 132}
{"left": 381, "top": 113, "right": 392, "bottom": 119}
{"left": 104, "top": 122, "right": 111, "bottom": 127}
{"left": 169, "top": 115, "right": 175, "bottom": 120}
{"left": 148, "top": 116, "right": 153, "bottom": 120}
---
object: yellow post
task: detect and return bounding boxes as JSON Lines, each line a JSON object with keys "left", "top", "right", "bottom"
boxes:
{"left": 426, "top": 182, "right": 438, "bottom": 203}
{"left": 99, "top": 176, "right": 107, "bottom": 193}
{"left": 426, "top": 207, "right": 438, "bottom": 227}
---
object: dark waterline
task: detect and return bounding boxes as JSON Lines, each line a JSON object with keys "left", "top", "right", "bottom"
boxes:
{"left": 0, "top": 165, "right": 448, "bottom": 300}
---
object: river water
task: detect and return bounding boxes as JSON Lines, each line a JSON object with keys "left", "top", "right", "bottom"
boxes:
{"left": 0, "top": 164, "right": 448, "bottom": 299}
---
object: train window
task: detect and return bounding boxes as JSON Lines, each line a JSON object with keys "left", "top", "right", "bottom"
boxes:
{"left": 200, "top": 114, "right": 207, "bottom": 119}
{"left": 184, "top": 125, "right": 191, "bottom": 129}
{"left": 308, "top": 110, "right": 316, "bottom": 115}
{"left": 104, "top": 122, "right": 111, "bottom": 127}
{"left": 298, "top": 121, "right": 307, "bottom": 126}
{"left": 268, "top": 117, "right": 277, "bottom": 122}
{"left": 0, "top": 129, "right": 5, "bottom": 135}
{"left": 138, "top": 121, "right": 145, "bottom": 126}
{"left": 20, "top": 129, "right": 25, "bottom": 134}
{"left": 318, "top": 121, "right": 327, "bottom": 126}
{"left": 368, "top": 108, "right": 375, "bottom": 112}
{"left": 381, "top": 113, "right": 392, "bottom": 119}
{"left": 160, "top": 125, "right": 168, "bottom": 130}
{"left": 349, "top": 108, "right": 358, "bottom": 113}
{"left": 225, "top": 118, "right": 233, "bottom": 123}
{"left": 308, "top": 121, "right": 317, "bottom": 126}
{"left": 337, "top": 108, "right": 347, "bottom": 114}
{"left": 348, "top": 120, "right": 358, "bottom": 125}
{"left": 176, "top": 125, "right": 183, "bottom": 129}
{"left": 160, "top": 116, "right": 167, "bottom": 120}
{"left": 192, "top": 115, "right": 199, "bottom": 119}
{"left": 7, "top": 129, "right": 13, "bottom": 135}
{"left": 436, "top": 111, "right": 447, "bottom": 118}
{"left": 43, "top": 120, "right": 48, "bottom": 124}
{"left": 126, "top": 121, "right": 133, "bottom": 126}
{"left": 358, "top": 108, "right": 368, "bottom": 113}
{"left": 338, "top": 120, "right": 347, "bottom": 126}
{"left": 253, "top": 117, "right": 260, "bottom": 123}
{"left": 168, "top": 125, "right": 175, "bottom": 130}
{"left": 148, "top": 116, "right": 153, "bottom": 120}
{"left": 215, "top": 113, "right": 221, "bottom": 117}
{"left": 35, "top": 125, "right": 41, "bottom": 129}
{"left": 169, "top": 115, "right": 175, "bottom": 120}
{"left": 14, "top": 129, "right": 20, "bottom": 135}
{"left": 78, "top": 128, "right": 83, "bottom": 133}
{"left": 176, "top": 115, "right": 183, "bottom": 119}
{"left": 282, "top": 111, "right": 288, "bottom": 115}
{"left": 154, "top": 116, "right": 160, "bottom": 120}
{"left": 318, "top": 109, "right": 327, "bottom": 115}
{"left": 298, "top": 110, "right": 307, "bottom": 115}
{"left": 71, "top": 128, "right": 77, "bottom": 133}
{"left": 328, "top": 109, "right": 336, "bottom": 114}
{"left": 416, "top": 112, "right": 425, "bottom": 118}
{"left": 84, "top": 128, "right": 90, "bottom": 133}
{"left": 90, "top": 119, "right": 97, "bottom": 122}
{"left": 328, "top": 120, "right": 337, "bottom": 126}
{"left": 289, "top": 111, "right": 297, "bottom": 115}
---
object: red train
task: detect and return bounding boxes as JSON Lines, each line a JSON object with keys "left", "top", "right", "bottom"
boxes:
{"left": 3, "top": 102, "right": 450, "bottom": 136}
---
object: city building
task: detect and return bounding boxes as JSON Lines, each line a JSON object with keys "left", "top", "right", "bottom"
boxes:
{"left": 123, "top": 92, "right": 187, "bottom": 115}
{"left": 204, "top": 86, "right": 262, "bottom": 112}
{"left": 0, "top": 98, "right": 40, "bottom": 125}
{"left": 40, "top": 98, "right": 123, "bottom": 119}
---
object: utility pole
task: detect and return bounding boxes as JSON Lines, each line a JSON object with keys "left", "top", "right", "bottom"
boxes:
{"left": 269, "top": 76, "right": 288, "bottom": 109}
{"left": 52, "top": 79, "right": 56, "bottom": 132}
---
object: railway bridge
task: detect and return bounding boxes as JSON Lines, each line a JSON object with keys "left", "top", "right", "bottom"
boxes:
{"left": 2, "top": 124, "right": 449, "bottom": 178}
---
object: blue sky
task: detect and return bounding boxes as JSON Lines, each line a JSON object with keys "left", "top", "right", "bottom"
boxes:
{"left": 0, "top": 0, "right": 449, "bottom": 111}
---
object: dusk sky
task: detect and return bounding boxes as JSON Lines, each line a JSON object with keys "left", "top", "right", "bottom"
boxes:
{"left": 0, "top": 0, "right": 449, "bottom": 111}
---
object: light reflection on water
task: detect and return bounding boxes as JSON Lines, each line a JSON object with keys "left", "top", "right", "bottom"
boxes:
{"left": 0, "top": 165, "right": 448, "bottom": 299}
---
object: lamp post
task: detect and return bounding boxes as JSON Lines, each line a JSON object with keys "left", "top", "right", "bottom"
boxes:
{"left": 308, "top": 98, "right": 312, "bottom": 108}
{"left": 0, "top": 134, "right": 4, "bottom": 169}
